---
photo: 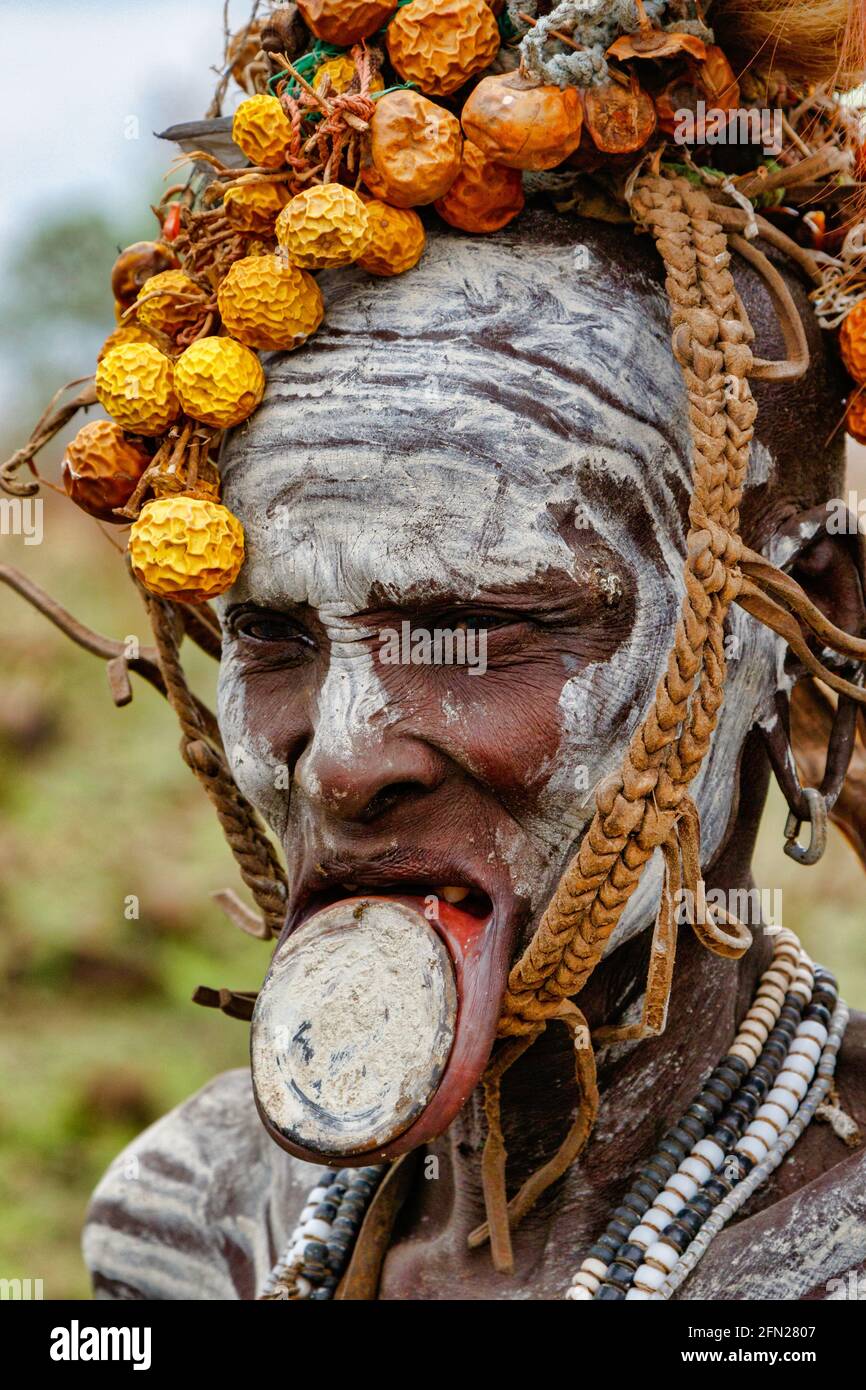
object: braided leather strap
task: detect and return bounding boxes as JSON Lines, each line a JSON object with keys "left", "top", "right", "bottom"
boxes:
{"left": 499, "top": 174, "right": 759, "bottom": 1036}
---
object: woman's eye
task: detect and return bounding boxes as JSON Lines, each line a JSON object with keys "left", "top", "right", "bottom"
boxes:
{"left": 233, "top": 611, "right": 314, "bottom": 647}
{"left": 453, "top": 614, "right": 509, "bottom": 632}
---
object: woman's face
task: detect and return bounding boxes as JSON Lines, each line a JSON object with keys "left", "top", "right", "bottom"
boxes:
{"left": 212, "top": 211, "right": 830, "bottom": 1156}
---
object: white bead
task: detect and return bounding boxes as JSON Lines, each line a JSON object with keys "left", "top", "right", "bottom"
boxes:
{"left": 299, "top": 1205, "right": 316, "bottom": 1223}
{"left": 300, "top": 1218, "right": 332, "bottom": 1241}
{"left": 656, "top": 1189, "right": 684, "bottom": 1216}
{"left": 645, "top": 1240, "right": 679, "bottom": 1272}
{"left": 755, "top": 1101, "right": 788, "bottom": 1131}
{"left": 681, "top": 1155, "right": 712, "bottom": 1182}
{"left": 790, "top": 1036, "right": 821, "bottom": 1065}
{"left": 583, "top": 1257, "right": 608, "bottom": 1279}
{"left": 756, "top": 982, "right": 785, "bottom": 1008}
{"left": 730, "top": 1042, "right": 759, "bottom": 1067}
{"left": 295, "top": 1276, "right": 312, "bottom": 1298}
{"left": 572, "top": 1271, "right": 600, "bottom": 1292}
{"left": 692, "top": 1138, "right": 724, "bottom": 1168}
{"left": 565, "top": 1284, "right": 593, "bottom": 1300}
{"left": 747, "top": 1119, "right": 777, "bottom": 1147}
{"left": 800, "top": 1020, "right": 828, "bottom": 1045}
{"left": 750, "top": 1004, "right": 777, "bottom": 1030}
{"left": 740, "top": 1019, "right": 769, "bottom": 1044}
{"left": 775, "top": 1069, "right": 809, "bottom": 1100}
{"left": 736, "top": 1134, "right": 768, "bottom": 1163}
{"left": 643, "top": 1206, "right": 673, "bottom": 1232}
{"left": 667, "top": 1173, "right": 699, "bottom": 1202}
{"left": 633, "top": 1264, "right": 666, "bottom": 1292}
{"left": 307, "top": 1187, "right": 328, "bottom": 1203}
{"left": 629, "top": 1224, "right": 659, "bottom": 1248}
{"left": 625, "top": 1288, "right": 652, "bottom": 1300}
{"left": 766, "top": 1085, "right": 798, "bottom": 1117}
{"left": 782, "top": 1053, "right": 813, "bottom": 1081}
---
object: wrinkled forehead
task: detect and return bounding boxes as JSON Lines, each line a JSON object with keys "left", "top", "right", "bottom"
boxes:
{"left": 219, "top": 216, "right": 693, "bottom": 612}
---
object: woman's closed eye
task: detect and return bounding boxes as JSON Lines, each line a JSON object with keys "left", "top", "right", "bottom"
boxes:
{"left": 229, "top": 607, "right": 316, "bottom": 656}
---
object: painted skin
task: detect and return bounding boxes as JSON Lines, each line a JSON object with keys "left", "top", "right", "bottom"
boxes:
{"left": 85, "top": 210, "right": 866, "bottom": 1299}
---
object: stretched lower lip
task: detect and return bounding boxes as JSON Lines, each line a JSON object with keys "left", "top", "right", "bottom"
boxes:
{"left": 251, "top": 890, "right": 517, "bottom": 1167}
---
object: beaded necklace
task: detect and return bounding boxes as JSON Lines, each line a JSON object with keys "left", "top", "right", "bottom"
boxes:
{"left": 259, "top": 929, "right": 847, "bottom": 1301}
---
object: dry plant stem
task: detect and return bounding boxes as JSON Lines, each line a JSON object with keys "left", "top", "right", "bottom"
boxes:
{"left": 0, "top": 377, "right": 97, "bottom": 497}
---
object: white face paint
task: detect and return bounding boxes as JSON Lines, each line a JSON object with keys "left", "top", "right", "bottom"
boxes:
{"left": 216, "top": 215, "right": 782, "bottom": 951}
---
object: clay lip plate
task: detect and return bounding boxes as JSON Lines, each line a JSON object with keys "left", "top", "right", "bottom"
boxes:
{"left": 251, "top": 890, "right": 519, "bottom": 1166}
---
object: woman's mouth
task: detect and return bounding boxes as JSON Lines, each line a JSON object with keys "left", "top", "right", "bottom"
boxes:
{"left": 250, "top": 881, "right": 518, "bottom": 1166}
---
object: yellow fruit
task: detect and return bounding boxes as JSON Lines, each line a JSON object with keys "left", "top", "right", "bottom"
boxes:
{"left": 217, "top": 254, "right": 324, "bottom": 350}
{"left": 61, "top": 420, "right": 151, "bottom": 522}
{"left": 134, "top": 269, "right": 206, "bottom": 334}
{"left": 223, "top": 180, "right": 292, "bottom": 234}
{"left": 434, "top": 140, "right": 524, "bottom": 232}
{"left": 95, "top": 343, "right": 180, "bottom": 436}
{"left": 314, "top": 54, "right": 384, "bottom": 94}
{"left": 232, "top": 94, "right": 293, "bottom": 168}
{"left": 129, "top": 495, "right": 245, "bottom": 603}
{"left": 174, "top": 337, "right": 265, "bottom": 428}
{"left": 364, "top": 90, "right": 462, "bottom": 207}
{"left": 98, "top": 321, "right": 160, "bottom": 362}
{"left": 840, "top": 301, "right": 866, "bottom": 384}
{"left": 357, "top": 201, "right": 426, "bottom": 276}
{"left": 387, "top": 0, "right": 499, "bottom": 98}
{"left": 297, "top": 0, "right": 396, "bottom": 46}
{"left": 276, "top": 183, "right": 372, "bottom": 269}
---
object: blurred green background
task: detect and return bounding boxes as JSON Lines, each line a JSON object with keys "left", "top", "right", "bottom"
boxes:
{"left": 1, "top": 0, "right": 865, "bottom": 1302}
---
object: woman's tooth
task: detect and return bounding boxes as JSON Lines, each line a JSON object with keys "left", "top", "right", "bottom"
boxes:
{"left": 440, "top": 886, "right": 470, "bottom": 904}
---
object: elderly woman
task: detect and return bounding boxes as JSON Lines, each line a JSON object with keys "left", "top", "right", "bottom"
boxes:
{"left": 79, "top": 204, "right": 866, "bottom": 1301}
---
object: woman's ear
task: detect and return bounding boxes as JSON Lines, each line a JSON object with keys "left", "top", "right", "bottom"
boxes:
{"left": 781, "top": 502, "right": 866, "bottom": 647}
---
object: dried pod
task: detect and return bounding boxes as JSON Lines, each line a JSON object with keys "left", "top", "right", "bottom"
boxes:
{"left": 583, "top": 78, "right": 656, "bottom": 154}
{"left": 223, "top": 180, "right": 292, "bottom": 233}
{"left": 232, "top": 94, "right": 293, "bottom": 168}
{"left": 95, "top": 342, "right": 180, "bottom": 436}
{"left": 62, "top": 420, "right": 151, "bottom": 522}
{"left": 129, "top": 496, "right": 245, "bottom": 604}
{"left": 606, "top": 0, "right": 707, "bottom": 63}
{"left": 110, "top": 241, "right": 180, "bottom": 310}
{"left": 461, "top": 72, "right": 583, "bottom": 171}
{"left": 365, "top": 89, "right": 463, "bottom": 207}
{"left": 228, "top": 21, "right": 264, "bottom": 81}
{"left": 846, "top": 391, "right": 866, "bottom": 444}
{"left": 217, "top": 254, "right": 323, "bottom": 350}
{"left": 276, "top": 183, "right": 372, "bottom": 268}
{"left": 98, "top": 322, "right": 161, "bottom": 363}
{"left": 387, "top": 0, "right": 500, "bottom": 98}
{"left": 174, "top": 337, "right": 265, "bottom": 429}
{"left": 357, "top": 201, "right": 426, "bottom": 275}
{"left": 133, "top": 269, "right": 207, "bottom": 336}
{"left": 296, "top": 0, "right": 396, "bottom": 47}
{"left": 434, "top": 140, "right": 524, "bottom": 232}
{"left": 840, "top": 301, "right": 866, "bottom": 384}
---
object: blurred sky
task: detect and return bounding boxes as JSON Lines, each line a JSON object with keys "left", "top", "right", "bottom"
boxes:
{"left": 0, "top": 1, "right": 253, "bottom": 412}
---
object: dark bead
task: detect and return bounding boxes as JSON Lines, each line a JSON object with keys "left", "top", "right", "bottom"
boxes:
{"left": 588, "top": 1239, "right": 618, "bottom": 1263}
{"left": 359, "top": 1166, "right": 383, "bottom": 1182}
{"left": 612, "top": 1203, "right": 644, "bottom": 1227}
{"left": 723, "top": 1055, "right": 749, "bottom": 1077}
{"left": 303, "top": 1240, "right": 329, "bottom": 1261}
{"left": 597, "top": 1284, "right": 626, "bottom": 1300}
{"left": 332, "top": 1215, "right": 360, "bottom": 1235}
{"left": 696, "top": 1088, "right": 725, "bottom": 1116}
{"left": 619, "top": 1193, "right": 650, "bottom": 1220}
{"left": 805, "top": 1003, "right": 832, "bottom": 1027}
{"left": 313, "top": 1202, "right": 338, "bottom": 1222}
{"left": 348, "top": 1177, "right": 375, "bottom": 1196}
{"left": 729, "top": 1092, "right": 759, "bottom": 1120}
{"left": 618, "top": 1243, "right": 646, "bottom": 1266}
{"left": 751, "top": 1063, "right": 774, "bottom": 1087}
{"left": 779, "top": 1005, "right": 800, "bottom": 1026}
{"left": 320, "top": 1275, "right": 339, "bottom": 1290}
{"left": 704, "top": 1077, "right": 733, "bottom": 1103}
{"left": 676, "top": 1116, "right": 704, "bottom": 1144}
{"left": 319, "top": 1168, "right": 338, "bottom": 1184}
{"left": 676, "top": 1208, "right": 703, "bottom": 1238}
{"left": 688, "top": 1193, "right": 714, "bottom": 1220}
{"left": 705, "top": 1176, "right": 729, "bottom": 1201}
{"left": 662, "top": 1226, "right": 689, "bottom": 1254}
{"left": 632, "top": 1177, "right": 659, "bottom": 1204}
{"left": 637, "top": 1160, "right": 671, "bottom": 1186}
{"left": 713, "top": 1123, "right": 738, "bottom": 1149}
{"left": 741, "top": 1077, "right": 767, "bottom": 1101}
{"left": 336, "top": 1168, "right": 358, "bottom": 1186}
{"left": 325, "top": 1183, "right": 347, "bottom": 1202}
{"left": 310, "top": 1288, "right": 332, "bottom": 1300}
{"left": 716, "top": 1064, "right": 742, "bottom": 1089}
{"left": 605, "top": 1263, "right": 635, "bottom": 1287}
{"left": 718, "top": 1113, "right": 746, "bottom": 1140}
{"left": 608, "top": 1218, "right": 634, "bottom": 1242}
{"left": 658, "top": 1137, "right": 688, "bottom": 1163}
{"left": 686, "top": 1101, "right": 714, "bottom": 1128}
